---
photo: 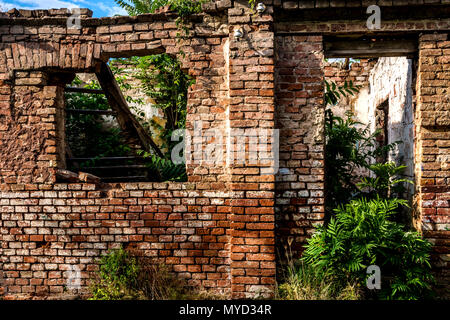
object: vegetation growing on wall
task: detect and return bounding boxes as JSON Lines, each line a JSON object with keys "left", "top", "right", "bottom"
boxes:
{"left": 277, "top": 81, "right": 435, "bottom": 300}
{"left": 302, "top": 174, "right": 434, "bottom": 300}
{"left": 277, "top": 244, "right": 361, "bottom": 300}
{"left": 90, "top": 247, "right": 191, "bottom": 299}
{"left": 65, "top": 56, "right": 189, "bottom": 182}
{"left": 111, "top": 0, "right": 198, "bottom": 181}
{"left": 324, "top": 110, "right": 402, "bottom": 217}
{"left": 115, "top": 0, "right": 207, "bottom": 35}
{"left": 115, "top": 0, "right": 205, "bottom": 17}
{"left": 90, "top": 247, "right": 225, "bottom": 300}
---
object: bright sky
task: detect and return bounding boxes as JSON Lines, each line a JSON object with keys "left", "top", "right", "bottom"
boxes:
{"left": 0, "top": 0, "right": 128, "bottom": 17}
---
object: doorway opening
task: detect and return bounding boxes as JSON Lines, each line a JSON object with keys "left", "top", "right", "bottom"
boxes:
{"left": 323, "top": 35, "right": 418, "bottom": 226}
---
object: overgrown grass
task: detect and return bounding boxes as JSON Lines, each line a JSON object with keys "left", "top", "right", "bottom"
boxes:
{"left": 89, "top": 247, "right": 225, "bottom": 300}
{"left": 277, "top": 262, "right": 361, "bottom": 300}
{"left": 276, "top": 243, "right": 361, "bottom": 300}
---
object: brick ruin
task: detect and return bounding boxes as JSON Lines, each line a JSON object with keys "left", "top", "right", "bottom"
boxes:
{"left": 323, "top": 57, "right": 416, "bottom": 220}
{"left": 0, "top": 0, "right": 449, "bottom": 299}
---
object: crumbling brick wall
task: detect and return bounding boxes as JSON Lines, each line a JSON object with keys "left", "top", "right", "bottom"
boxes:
{"left": 325, "top": 57, "right": 416, "bottom": 205}
{"left": 0, "top": 182, "right": 232, "bottom": 297}
{"left": 323, "top": 58, "right": 377, "bottom": 118}
{"left": 0, "top": 0, "right": 449, "bottom": 299}
{"left": 274, "top": 0, "right": 450, "bottom": 294}
{"left": 416, "top": 33, "right": 450, "bottom": 293}
{"left": 0, "top": 2, "right": 277, "bottom": 300}
{"left": 275, "top": 34, "right": 325, "bottom": 256}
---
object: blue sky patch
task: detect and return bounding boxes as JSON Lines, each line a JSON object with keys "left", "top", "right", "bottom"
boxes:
{"left": 0, "top": 0, "right": 129, "bottom": 17}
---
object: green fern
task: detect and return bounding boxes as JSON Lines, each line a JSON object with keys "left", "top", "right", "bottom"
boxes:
{"left": 324, "top": 80, "right": 361, "bottom": 106}
{"left": 302, "top": 196, "right": 434, "bottom": 300}
{"left": 137, "top": 150, "right": 187, "bottom": 182}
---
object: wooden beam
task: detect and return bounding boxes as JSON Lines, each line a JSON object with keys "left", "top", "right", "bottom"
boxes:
{"left": 55, "top": 168, "right": 80, "bottom": 183}
{"left": 65, "top": 144, "right": 81, "bottom": 171}
{"left": 95, "top": 61, "right": 164, "bottom": 158}
{"left": 324, "top": 39, "right": 418, "bottom": 58}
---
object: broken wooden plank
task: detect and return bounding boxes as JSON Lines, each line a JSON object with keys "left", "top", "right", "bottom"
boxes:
{"left": 55, "top": 168, "right": 80, "bottom": 183}
{"left": 78, "top": 171, "right": 102, "bottom": 184}
{"left": 65, "top": 87, "right": 104, "bottom": 94}
{"left": 65, "top": 144, "right": 80, "bottom": 170}
{"left": 95, "top": 61, "right": 164, "bottom": 158}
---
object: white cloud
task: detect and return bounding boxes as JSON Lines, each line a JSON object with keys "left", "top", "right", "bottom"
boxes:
{"left": 107, "top": 5, "right": 127, "bottom": 16}
{"left": 96, "top": 2, "right": 127, "bottom": 17}
{"left": 0, "top": 1, "right": 15, "bottom": 10}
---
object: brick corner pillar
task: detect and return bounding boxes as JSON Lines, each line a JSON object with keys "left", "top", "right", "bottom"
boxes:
{"left": 227, "top": 1, "right": 277, "bottom": 299}
{"left": 416, "top": 32, "right": 450, "bottom": 294}
{"left": 0, "top": 70, "right": 66, "bottom": 187}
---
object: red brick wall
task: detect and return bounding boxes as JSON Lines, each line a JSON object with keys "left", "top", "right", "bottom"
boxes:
{"left": 0, "top": 7, "right": 241, "bottom": 299}
{"left": 274, "top": 8, "right": 450, "bottom": 295}
{"left": 276, "top": 0, "right": 450, "bottom": 9}
{"left": 0, "top": 182, "right": 232, "bottom": 298}
{"left": 0, "top": 4, "right": 278, "bottom": 299}
{"left": 275, "top": 34, "right": 325, "bottom": 256}
{"left": 227, "top": 1, "right": 276, "bottom": 299}
{"left": 416, "top": 32, "right": 450, "bottom": 293}
{"left": 0, "top": 77, "right": 63, "bottom": 185}
{"left": 324, "top": 59, "right": 376, "bottom": 88}
{"left": 1, "top": 2, "right": 450, "bottom": 299}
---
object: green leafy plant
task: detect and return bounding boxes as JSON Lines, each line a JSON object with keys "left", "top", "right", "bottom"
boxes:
{"left": 277, "top": 239, "right": 361, "bottom": 300}
{"left": 114, "top": 0, "right": 206, "bottom": 35}
{"left": 66, "top": 56, "right": 190, "bottom": 182}
{"left": 90, "top": 247, "right": 223, "bottom": 300}
{"left": 302, "top": 196, "right": 434, "bottom": 300}
{"left": 115, "top": 0, "right": 204, "bottom": 17}
{"left": 110, "top": 0, "right": 196, "bottom": 181}
{"left": 299, "top": 80, "right": 436, "bottom": 300}
{"left": 137, "top": 150, "right": 187, "bottom": 182}
{"left": 132, "top": 54, "right": 192, "bottom": 148}
{"left": 358, "top": 162, "right": 413, "bottom": 199}
{"left": 114, "top": 0, "right": 168, "bottom": 15}
{"left": 324, "top": 80, "right": 360, "bottom": 106}
{"left": 278, "top": 261, "right": 361, "bottom": 300}
{"left": 324, "top": 81, "right": 403, "bottom": 214}
{"left": 90, "top": 247, "right": 140, "bottom": 300}
{"left": 126, "top": 54, "right": 191, "bottom": 182}
{"left": 324, "top": 110, "right": 400, "bottom": 213}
